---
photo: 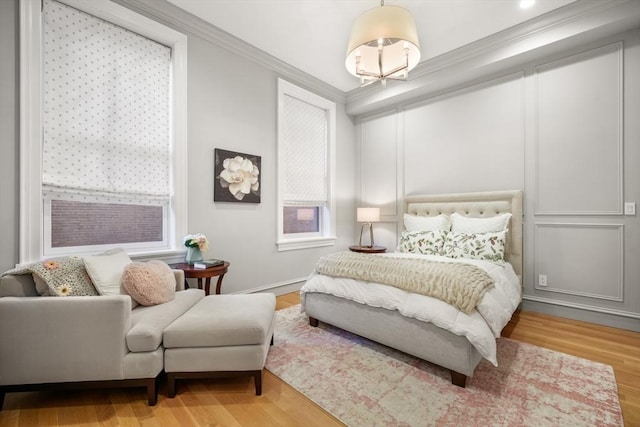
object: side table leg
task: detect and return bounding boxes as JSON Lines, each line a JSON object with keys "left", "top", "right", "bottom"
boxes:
{"left": 204, "top": 278, "right": 212, "bottom": 296}
{"left": 197, "top": 278, "right": 203, "bottom": 291}
{"left": 215, "top": 274, "right": 226, "bottom": 295}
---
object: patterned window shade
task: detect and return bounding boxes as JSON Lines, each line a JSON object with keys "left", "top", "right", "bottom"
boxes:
{"left": 42, "top": 0, "right": 171, "bottom": 206}
{"left": 282, "top": 94, "right": 328, "bottom": 206}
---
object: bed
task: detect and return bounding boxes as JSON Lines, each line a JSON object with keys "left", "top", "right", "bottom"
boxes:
{"left": 300, "top": 190, "right": 523, "bottom": 387}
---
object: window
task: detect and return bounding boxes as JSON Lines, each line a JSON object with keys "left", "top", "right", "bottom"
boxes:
{"left": 20, "top": 0, "right": 187, "bottom": 262}
{"left": 277, "top": 79, "right": 336, "bottom": 251}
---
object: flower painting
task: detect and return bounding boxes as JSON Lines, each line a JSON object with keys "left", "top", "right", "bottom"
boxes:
{"left": 214, "top": 149, "right": 261, "bottom": 203}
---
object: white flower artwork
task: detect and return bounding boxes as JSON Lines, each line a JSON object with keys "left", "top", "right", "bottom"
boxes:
{"left": 214, "top": 149, "right": 261, "bottom": 203}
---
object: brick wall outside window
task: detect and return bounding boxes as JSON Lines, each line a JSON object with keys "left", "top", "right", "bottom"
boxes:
{"left": 51, "top": 200, "right": 162, "bottom": 247}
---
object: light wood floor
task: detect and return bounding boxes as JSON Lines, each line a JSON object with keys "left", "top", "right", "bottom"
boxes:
{"left": 1, "top": 292, "right": 638, "bottom": 427}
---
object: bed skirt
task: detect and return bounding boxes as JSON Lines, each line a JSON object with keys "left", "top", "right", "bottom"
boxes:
{"left": 302, "top": 292, "right": 484, "bottom": 386}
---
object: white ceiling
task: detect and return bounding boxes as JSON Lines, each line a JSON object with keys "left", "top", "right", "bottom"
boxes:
{"left": 166, "top": 0, "right": 576, "bottom": 92}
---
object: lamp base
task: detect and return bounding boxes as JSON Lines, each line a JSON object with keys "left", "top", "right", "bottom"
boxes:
{"left": 358, "top": 222, "right": 375, "bottom": 247}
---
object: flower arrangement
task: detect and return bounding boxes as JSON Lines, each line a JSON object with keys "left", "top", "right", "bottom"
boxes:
{"left": 183, "top": 233, "right": 209, "bottom": 252}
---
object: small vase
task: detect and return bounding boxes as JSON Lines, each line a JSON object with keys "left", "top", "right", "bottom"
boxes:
{"left": 185, "top": 247, "right": 203, "bottom": 264}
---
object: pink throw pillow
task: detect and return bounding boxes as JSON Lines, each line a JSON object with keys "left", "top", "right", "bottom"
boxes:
{"left": 121, "top": 261, "right": 176, "bottom": 306}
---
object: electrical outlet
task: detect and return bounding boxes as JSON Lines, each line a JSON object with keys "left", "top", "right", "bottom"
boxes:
{"left": 538, "top": 274, "right": 548, "bottom": 287}
{"left": 624, "top": 202, "right": 636, "bottom": 215}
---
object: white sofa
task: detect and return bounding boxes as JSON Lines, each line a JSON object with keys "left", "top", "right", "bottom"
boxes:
{"left": 0, "top": 270, "right": 205, "bottom": 408}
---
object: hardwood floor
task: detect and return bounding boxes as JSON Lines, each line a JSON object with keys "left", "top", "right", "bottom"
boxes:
{"left": 1, "top": 292, "right": 638, "bottom": 427}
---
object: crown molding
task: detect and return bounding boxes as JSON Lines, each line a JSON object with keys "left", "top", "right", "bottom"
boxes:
{"left": 345, "top": 0, "right": 640, "bottom": 115}
{"left": 112, "top": 0, "right": 346, "bottom": 104}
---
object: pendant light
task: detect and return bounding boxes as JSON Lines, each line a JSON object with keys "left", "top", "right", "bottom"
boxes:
{"left": 345, "top": 0, "right": 421, "bottom": 87}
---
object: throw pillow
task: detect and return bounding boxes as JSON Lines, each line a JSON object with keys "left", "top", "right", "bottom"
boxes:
{"left": 403, "top": 213, "right": 451, "bottom": 232}
{"left": 83, "top": 249, "right": 132, "bottom": 296}
{"left": 121, "top": 261, "right": 176, "bottom": 306}
{"left": 29, "top": 257, "right": 98, "bottom": 297}
{"left": 450, "top": 212, "right": 512, "bottom": 233}
{"left": 397, "top": 230, "right": 448, "bottom": 256}
{"left": 443, "top": 230, "right": 507, "bottom": 263}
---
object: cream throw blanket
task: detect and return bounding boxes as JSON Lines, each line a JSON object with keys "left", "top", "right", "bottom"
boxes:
{"left": 314, "top": 252, "right": 494, "bottom": 314}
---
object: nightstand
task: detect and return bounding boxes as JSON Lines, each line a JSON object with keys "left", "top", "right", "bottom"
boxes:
{"left": 348, "top": 245, "right": 386, "bottom": 254}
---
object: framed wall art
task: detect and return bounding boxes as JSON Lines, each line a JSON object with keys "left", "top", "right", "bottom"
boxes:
{"left": 214, "top": 148, "right": 261, "bottom": 203}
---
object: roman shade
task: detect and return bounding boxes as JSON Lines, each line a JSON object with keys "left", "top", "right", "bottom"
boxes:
{"left": 281, "top": 94, "right": 328, "bottom": 206}
{"left": 42, "top": 0, "right": 172, "bottom": 206}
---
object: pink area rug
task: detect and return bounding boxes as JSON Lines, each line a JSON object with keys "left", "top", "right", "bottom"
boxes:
{"left": 265, "top": 306, "right": 623, "bottom": 427}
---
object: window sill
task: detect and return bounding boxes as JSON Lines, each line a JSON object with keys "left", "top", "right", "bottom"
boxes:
{"left": 277, "top": 236, "right": 337, "bottom": 252}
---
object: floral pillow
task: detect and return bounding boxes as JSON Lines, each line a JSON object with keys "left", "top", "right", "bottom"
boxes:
{"left": 443, "top": 230, "right": 507, "bottom": 263}
{"left": 397, "top": 230, "right": 448, "bottom": 256}
{"left": 29, "top": 257, "right": 98, "bottom": 297}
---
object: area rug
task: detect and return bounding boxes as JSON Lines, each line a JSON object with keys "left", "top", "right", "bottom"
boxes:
{"left": 265, "top": 306, "right": 623, "bottom": 427}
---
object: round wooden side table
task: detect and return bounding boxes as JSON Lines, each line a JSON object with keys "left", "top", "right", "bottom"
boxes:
{"left": 170, "top": 262, "right": 229, "bottom": 295}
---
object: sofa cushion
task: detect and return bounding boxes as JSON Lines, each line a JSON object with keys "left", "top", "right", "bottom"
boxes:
{"left": 126, "top": 288, "right": 205, "bottom": 352}
{"left": 0, "top": 274, "right": 39, "bottom": 297}
{"left": 122, "top": 261, "right": 176, "bottom": 306}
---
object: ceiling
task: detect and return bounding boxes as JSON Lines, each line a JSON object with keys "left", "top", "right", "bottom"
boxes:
{"left": 165, "top": 0, "right": 576, "bottom": 92}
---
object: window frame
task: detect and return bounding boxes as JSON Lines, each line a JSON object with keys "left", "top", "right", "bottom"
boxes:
{"left": 276, "top": 78, "right": 337, "bottom": 251}
{"left": 20, "top": 0, "right": 188, "bottom": 263}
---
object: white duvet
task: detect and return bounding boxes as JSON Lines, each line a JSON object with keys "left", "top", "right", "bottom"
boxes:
{"left": 300, "top": 252, "right": 522, "bottom": 366}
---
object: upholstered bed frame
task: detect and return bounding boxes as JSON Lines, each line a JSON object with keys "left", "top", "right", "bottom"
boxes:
{"left": 303, "top": 190, "right": 523, "bottom": 387}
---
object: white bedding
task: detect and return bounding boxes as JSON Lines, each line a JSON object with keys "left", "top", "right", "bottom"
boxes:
{"left": 300, "top": 252, "right": 522, "bottom": 366}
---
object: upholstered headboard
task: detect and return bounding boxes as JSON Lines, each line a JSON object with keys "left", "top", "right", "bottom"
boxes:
{"left": 404, "top": 190, "right": 523, "bottom": 285}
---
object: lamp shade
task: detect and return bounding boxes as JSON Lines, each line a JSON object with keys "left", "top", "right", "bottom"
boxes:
{"left": 345, "top": 5, "right": 421, "bottom": 81}
{"left": 357, "top": 207, "right": 380, "bottom": 223}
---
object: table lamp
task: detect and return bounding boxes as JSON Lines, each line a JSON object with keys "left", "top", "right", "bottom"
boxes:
{"left": 357, "top": 207, "right": 380, "bottom": 247}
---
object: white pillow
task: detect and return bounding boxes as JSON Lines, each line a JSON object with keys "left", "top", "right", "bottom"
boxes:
{"left": 450, "top": 212, "right": 511, "bottom": 233}
{"left": 83, "top": 249, "right": 132, "bottom": 296}
{"left": 403, "top": 213, "right": 451, "bottom": 232}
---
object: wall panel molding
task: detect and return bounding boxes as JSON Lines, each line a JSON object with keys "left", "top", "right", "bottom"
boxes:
{"left": 534, "top": 222, "right": 624, "bottom": 301}
{"left": 534, "top": 42, "right": 623, "bottom": 215}
{"left": 523, "top": 295, "right": 640, "bottom": 320}
{"left": 359, "top": 110, "right": 399, "bottom": 218}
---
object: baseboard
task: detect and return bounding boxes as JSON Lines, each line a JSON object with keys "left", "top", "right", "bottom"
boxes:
{"left": 522, "top": 297, "right": 640, "bottom": 332}
{"left": 229, "top": 279, "right": 640, "bottom": 332}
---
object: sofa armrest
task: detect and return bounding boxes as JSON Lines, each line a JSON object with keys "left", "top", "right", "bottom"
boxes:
{"left": 0, "top": 296, "right": 131, "bottom": 385}
{"left": 173, "top": 269, "right": 185, "bottom": 291}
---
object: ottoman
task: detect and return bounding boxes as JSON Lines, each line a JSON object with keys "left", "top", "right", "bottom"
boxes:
{"left": 163, "top": 293, "right": 276, "bottom": 396}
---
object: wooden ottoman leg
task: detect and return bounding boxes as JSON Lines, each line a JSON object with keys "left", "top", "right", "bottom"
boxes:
{"left": 167, "top": 373, "right": 177, "bottom": 398}
{"left": 309, "top": 317, "right": 319, "bottom": 327}
{"left": 253, "top": 370, "right": 263, "bottom": 396}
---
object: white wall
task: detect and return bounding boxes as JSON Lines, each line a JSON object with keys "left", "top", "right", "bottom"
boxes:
{"left": 356, "top": 29, "right": 640, "bottom": 331}
{"left": 184, "top": 36, "right": 356, "bottom": 294}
